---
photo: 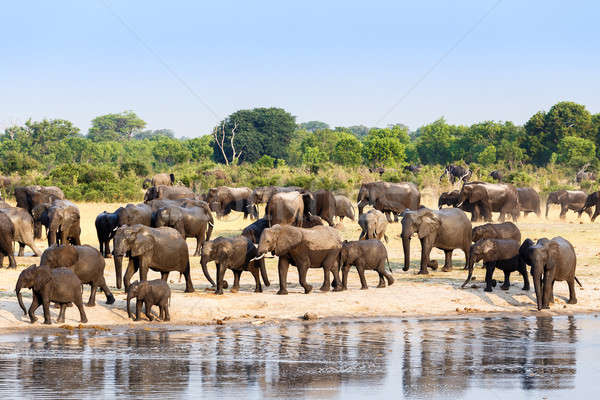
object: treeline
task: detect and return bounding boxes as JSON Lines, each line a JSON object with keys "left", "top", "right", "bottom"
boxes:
{"left": 1, "top": 102, "right": 598, "bottom": 201}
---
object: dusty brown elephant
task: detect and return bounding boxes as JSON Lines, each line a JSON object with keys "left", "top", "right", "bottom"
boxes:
{"left": 579, "top": 191, "right": 600, "bottom": 221}
{"left": 358, "top": 209, "right": 388, "bottom": 242}
{"left": 265, "top": 191, "right": 305, "bottom": 227}
{"left": 334, "top": 195, "right": 355, "bottom": 221}
{"left": 144, "top": 185, "right": 197, "bottom": 202}
{"left": 458, "top": 182, "right": 519, "bottom": 222}
{"left": 303, "top": 189, "right": 336, "bottom": 226}
{"left": 153, "top": 204, "right": 214, "bottom": 256}
{"left": 152, "top": 173, "right": 175, "bottom": 186}
{"left": 471, "top": 222, "right": 521, "bottom": 243}
{"left": 339, "top": 239, "right": 393, "bottom": 290}
{"left": 357, "top": 181, "right": 420, "bottom": 222}
{"left": 0, "top": 207, "right": 42, "bottom": 256}
{"left": 401, "top": 207, "right": 471, "bottom": 274}
{"left": 15, "top": 185, "right": 65, "bottom": 238}
{"left": 517, "top": 187, "right": 541, "bottom": 217}
{"left": 0, "top": 212, "right": 16, "bottom": 268}
{"left": 545, "top": 190, "right": 589, "bottom": 219}
{"left": 257, "top": 224, "right": 343, "bottom": 295}
{"left": 205, "top": 186, "right": 257, "bottom": 219}
{"left": 32, "top": 200, "right": 81, "bottom": 247}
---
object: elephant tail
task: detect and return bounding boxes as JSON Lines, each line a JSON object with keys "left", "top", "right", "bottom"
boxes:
{"left": 575, "top": 276, "right": 583, "bottom": 288}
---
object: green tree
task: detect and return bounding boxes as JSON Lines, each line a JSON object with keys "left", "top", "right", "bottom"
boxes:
{"left": 152, "top": 138, "right": 191, "bottom": 166}
{"left": 332, "top": 134, "right": 363, "bottom": 166}
{"left": 185, "top": 135, "right": 213, "bottom": 161}
{"left": 362, "top": 129, "right": 406, "bottom": 167}
{"left": 415, "top": 118, "right": 457, "bottom": 165}
{"left": 556, "top": 136, "right": 596, "bottom": 168}
{"left": 134, "top": 128, "right": 175, "bottom": 140}
{"left": 298, "top": 121, "right": 329, "bottom": 132}
{"left": 477, "top": 144, "right": 497, "bottom": 165}
{"left": 88, "top": 111, "right": 146, "bottom": 141}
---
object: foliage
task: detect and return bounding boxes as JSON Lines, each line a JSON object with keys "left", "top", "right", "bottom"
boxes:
{"left": 556, "top": 136, "right": 596, "bottom": 168}
{"left": 88, "top": 111, "right": 146, "bottom": 141}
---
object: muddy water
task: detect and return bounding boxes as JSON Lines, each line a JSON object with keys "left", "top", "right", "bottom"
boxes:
{"left": 0, "top": 315, "right": 597, "bottom": 398}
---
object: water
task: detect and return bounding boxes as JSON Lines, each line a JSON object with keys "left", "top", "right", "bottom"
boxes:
{"left": 0, "top": 315, "right": 598, "bottom": 399}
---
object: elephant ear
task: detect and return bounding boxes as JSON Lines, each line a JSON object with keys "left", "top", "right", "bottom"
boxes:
{"left": 275, "top": 226, "right": 303, "bottom": 254}
{"left": 418, "top": 212, "right": 441, "bottom": 239}
{"left": 546, "top": 241, "right": 560, "bottom": 269}
{"left": 33, "top": 267, "right": 52, "bottom": 292}
{"left": 469, "top": 186, "right": 488, "bottom": 203}
{"left": 132, "top": 230, "right": 154, "bottom": 257}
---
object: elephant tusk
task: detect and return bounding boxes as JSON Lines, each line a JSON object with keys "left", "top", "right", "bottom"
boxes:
{"left": 250, "top": 254, "right": 274, "bottom": 262}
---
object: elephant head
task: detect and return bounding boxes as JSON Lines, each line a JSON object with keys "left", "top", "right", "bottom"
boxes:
{"left": 199, "top": 240, "right": 226, "bottom": 288}
{"left": 458, "top": 184, "right": 488, "bottom": 208}
{"left": 257, "top": 225, "right": 303, "bottom": 257}
{"left": 461, "top": 239, "right": 497, "bottom": 287}
{"left": 47, "top": 204, "right": 80, "bottom": 245}
{"left": 400, "top": 209, "right": 441, "bottom": 271}
{"left": 126, "top": 280, "right": 145, "bottom": 319}
{"left": 154, "top": 207, "right": 185, "bottom": 236}
{"left": 545, "top": 190, "right": 566, "bottom": 218}
{"left": 16, "top": 265, "right": 52, "bottom": 315}
{"left": 113, "top": 225, "right": 154, "bottom": 290}
{"left": 143, "top": 186, "right": 161, "bottom": 202}
{"left": 31, "top": 203, "right": 50, "bottom": 239}
{"left": 356, "top": 184, "right": 371, "bottom": 214}
{"left": 520, "top": 238, "right": 554, "bottom": 310}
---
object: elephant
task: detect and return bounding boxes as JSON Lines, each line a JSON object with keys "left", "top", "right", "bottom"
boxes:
{"left": 144, "top": 185, "right": 196, "bottom": 202}
{"left": 404, "top": 165, "right": 421, "bottom": 174}
{"left": 302, "top": 213, "right": 325, "bottom": 228}
{"left": 153, "top": 204, "right": 214, "bottom": 256}
{"left": 358, "top": 209, "right": 388, "bottom": 242}
{"left": 472, "top": 221, "right": 521, "bottom": 243}
{"left": 458, "top": 182, "right": 520, "bottom": 222}
{"left": 205, "top": 186, "right": 257, "bottom": 219}
{"left": 438, "top": 190, "right": 489, "bottom": 221}
{"left": 576, "top": 164, "right": 595, "bottom": 183}
{"left": 257, "top": 224, "right": 343, "bottom": 295}
{"left": 519, "top": 237, "right": 581, "bottom": 310}
{"left": 0, "top": 175, "right": 12, "bottom": 197}
{"left": 242, "top": 218, "right": 269, "bottom": 244}
{"left": 16, "top": 265, "right": 87, "bottom": 324}
{"left": 439, "top": 165, "right": 472, "bottom": 184}
{"left": 0, "top": 207, "right": 42, "bottom": 256}
{"left": 0, "top": 213, "right": 16, "bottom": 268}
{"left": 126, "top": 279, "right": 171, "bottom": 321}
{"left": 201, "top": 236, "right": 270, "bottom": 295}
{"left": 339, "top": 239, "right": 393, "bottom": 290}
{"left": 401, "top": 207, "right": 471, "bottom": 274}
{"left": 265, "top": 191, "right": 305, "bottom": 227}
{"left": 113, "top": 224, "right": 194, "bottom": 292}
{"left": 15, "top": 185, "right": 65, "bottom": 238}
{"left": 152, "top": 173, "right": 175, "bottom": 187}
{"left": 490, "top": 170, "right": 503, "bottom": 182}
{"left": 95, "top": 210, "right": 119, "bottom": 258}
{"left": 517, "top": 187, "right": 541, "bottom": 217}
{"left": 357, "top": 181, "right": 420, "bottom": 222}
{"left": 546, "top": 190, "right": 589, "bottom": 219}
{"left": 117, "top": 203, "right": 152, "bottom": 227}
{"left": 40, "top": 245, "right": 115, "bottom": 306}
{"left": 249, "top": 186, "right": 301, "bottom": 205}
{"left": 463, "top": 238, "right": 528, "bottom": 292}
{"left": 334, "top": 195, "right": 355, "bottom": 221}
{"left": 578, "top": 191, "right": 600, "bottom": 221}
{"left": 303, "top": 189, "right": 336, "bottom": 226}
{"left": 45, "top": 200, "right": 81, "bottom": 246}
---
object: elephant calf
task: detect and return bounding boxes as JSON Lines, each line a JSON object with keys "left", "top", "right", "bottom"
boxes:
{"left": 464, "top": 239, "right": 528, "bottom": 292}
{"left": 16, "top": 266, "right": 87, "bottom": 325}
{"left": 0, "top": 213, "right": 16, "bottom": 268}
{"left": 0, "top": 207, "right": 42, "bottom": 257}
{"left": 358, "top": 209, "right": 388, "bottom": 242}
{"left": 472, "top": 222, "right": 521, "bottom": 243}
{"left": 127, "top": 279, "right": 171, "bottom": 322}
{"left": 340, "top": 240, "right": 394, "bottom": 290}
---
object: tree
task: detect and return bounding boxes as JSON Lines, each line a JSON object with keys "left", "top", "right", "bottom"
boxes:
{"left": 151, "top": 138, "right": 191, "bottom": 166}
{"left": 134, "top": 129, "right": 175, "bottom": 140}
{"left": 477, "top": 145, "right": 497, "bottom": 166}
{"left": 332, "top": 134, "right": 363, "bottom": 166}
{"left": 362, "top": 129, "right": 406, "bottom": 167}
{"left": 185, "top": 135, "right": 213, "bottom": 161}
{"left": 344, "top": 125, "right": 370, "bottom": 138}
{"left": 298, "top": 121, "right": 329, "bottom": 132}
{"left": 556, "top": 136, "right": 596, "bottom": 168}
{"left": 415, "top": 118, "right": 457, "bottom": 165}
{"left": 211, "top": 108, "right": 296, "bottom": 164}
{"left": 88, "top": 111, "right": 146, "bottom": 141}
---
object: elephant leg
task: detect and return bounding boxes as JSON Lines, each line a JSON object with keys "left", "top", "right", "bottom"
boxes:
{"left": 298, "top": 265, "right": 312, "bottom": 294}
{"left": 341, "top": 265, "right": 350, "bottom": 290}
{"left": 41, "top": 297, "right": 52, "bottom": 325}
{"left": 139, "top": 262, "right": 149, "bottom": 282}
{"left": 384, "top": 212, "right": 393, "bottom": 223}
{"left": 7, "top": 252, "right": 16, "bottom": 269}
{"left": 319, "top": 266, "right": 331, "bottom": 292}
{"left": 73, "top": 296, "right": 87, "bottom": 323}
{"left": 542, "top": 270, "right": 555, "bottom": 309}
{"left": 559, "top": 204, "right": 567, "bottom": 219}
{"left": 123, "top": 258, "right": 136, "bottom": 291}
{"left": 17, "top": 243, "right": 25, "bottom": 257}
{"left": 160, "top": 272, "right": 169, "bottom": 281}
{"left": 357, "top": 266, "right": 368, "bottom": 289}
{"left": 442, "top": 250, "right": 453, "bottom": 272}
{"left": 382, "top": 260, "right": 394, "bottom": 286}
{"left": 98, "top": 277, "right": 115, "bottom": 304}
{"left": 330, "top": 261, "right": 342, "bottom": 292}
{"left": 194, "top": 237, "right": 202, "bottom": 257}
{"left": 231, "top": 270, "right": 241, "bottom": 293}
{"left": 250, "top": 267, "right": 262, "bottom": 293}
{"left": 135, "top": 300, "right": 143, "bottom": 321}
{"left": 501, "top": 270, "right": 511, "bottom": 290}
{"left": 277, "top": 258, "right": 290, "bottom": 295}
{"left": 567, "top": 279, "right": 578, "bottom": 304}
{"left": 164, "top": 303, "right": 170, "bottom": 321}
{"left": 520, "top": 266, "right": 530, "bottom": 291}
{"left": 484, "top": 263, "right": 495, "bottom": 292}
{"left": 592, "top": 207, "right": 600, "bottom": 222}
{"left": 28, "top": 294, "right": 40, "bottom": 323}
{"left": 87, "top": 283, "right": 97, "bottom": 307}
{"left": 418, "top": 238, "right": 431, "bottom": 275}
{"left": 104, "top": 240, "right": 112, "bottom": 258}
{"left": 215, "top": 263, "right": 227, "bottom": 295}
{"left": 57, "top": 304, "right": 66, "bottom": 323}
{"left": 145, "top": 302, "right": 154, "bottom": 321}
{"left": 376, "top": 270, "right": 386, "bottom": 288}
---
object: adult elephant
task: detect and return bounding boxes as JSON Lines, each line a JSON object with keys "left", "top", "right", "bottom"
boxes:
{"left": 546, "top": 190, "right": 589, "bottom": 219}
{"left": 95, "top": 210, "right": 119, "bottom": 258}
{"left": 517, "top": 187, "right": 541, "bottom": 218}
{"left": 357, "top": 181, "right": 420, "bottom": 223}
{"left": 36, "top": 200, "right": 81, "bottom": 247}
{"left": 153, "top": 204, "right": 214, "bottom": 256}
{"left": 205, "top": 186, "right": 257, "bottom": 219}
{"left": 440, "top": 165, "right": 472, "bottom": 184}
{"left": 152, "top": 173, "right": 175, "bottom": 187}
{"left": 0, "top": 207, "right": 42, "bottom": 256}
{"left": 117, "top": 203, "right": 152, "bottom": 227}
{"left": 15, "top": 185, "right": 65, "bottom": 238}
{"left": 438, "top": 190, "right": 489, "bottom": 222}
{"left": 113, "top": 224, "right": 194, "bottom": 292}
{"left": 303, "top": 189, "right": 336, "bottom": 226}
{"left": 579, "top": 191, "right": 600, "bottom": 221}
{"left": 490, "top": 170, "right": 503, "bottom": 182}
{"left": 144, "top": 185, "right": 196, "bottom": 202}
{"left": 0, "top": 213, "right": 16, "bottom": 268}
{"left": 249, "top": 186, "right": 301, "bottom": 205}
{"left": 265, "top": 191, "right": 305, "bottom": 227}
{"left": 520, "top": 237, "right": 581, "bottom": 310}
{"left": 400, "top": 208, "right": 471, "bottom": 274}
{"left": 458, "top": 182, "right": 519, "bottom": 222}
{"left": 257, "top": 224, "right": 343, "bottom": 295}
{"left": 334, "top": 195, "right": 355, "bottom": 221}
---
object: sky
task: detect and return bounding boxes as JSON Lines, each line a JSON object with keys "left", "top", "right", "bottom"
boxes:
{"left": 1, "top": 0, "right": 599, "bottom": 138}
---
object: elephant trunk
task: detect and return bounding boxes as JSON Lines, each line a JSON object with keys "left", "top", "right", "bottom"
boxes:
{"left": 114, "top": 255, "right": 123, "bottom": 289}
{"left": 206, "top": 216, "right": 214, "bottom": 242}
{"left": 34, "top": 222, "right": 42, "bottom": 240}
{"left": 533, "top": 266, "right": 543, "bottom": 310}
{"left": 545, "top": 201, "right": 551, "bottom": 218}
{"left": 200, "top": 257, "right": 216, "bottom": 287}
{"left": 461, "top": 250, "right": 480, "bottom": 288}
{"left": 16, "top": 280, "right": 27, "bottom": 316}
{"left": 402, "top": 235, "right": 411, "bottom": 271}
{"left": 259, "top": 259, "right": 270, "bottom": 287}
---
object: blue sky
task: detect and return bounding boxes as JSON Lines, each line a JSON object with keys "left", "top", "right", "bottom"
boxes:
{"left": 1, "top": 1, "right": 598, "bottom": 137}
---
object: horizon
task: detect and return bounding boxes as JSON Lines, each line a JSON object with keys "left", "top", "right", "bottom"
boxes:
{"left": 2, "top": 1, "right": 599, "bottom": 137}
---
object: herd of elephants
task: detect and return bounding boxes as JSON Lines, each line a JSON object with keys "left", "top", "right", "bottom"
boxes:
{"left": 0, "top": 169, "right": 597, "bottom": 325}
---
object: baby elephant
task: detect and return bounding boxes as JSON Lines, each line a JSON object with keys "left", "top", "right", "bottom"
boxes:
{"left": 15, "top": 265, "right": 88, "bottom": 325}
{"left": 127, "top": 280, "right": 171, "bottom": 322}
{"left": 471, "top": 222, "right": 521, "bottom": 243}
{"left": 464, "top": 238, "right": 529, "bottom": 292}
{"left": 339, "top": 240, "right": 394, "bottom": 290}
{"left": 358, "top": 209, "right": 388, "bottom": 242}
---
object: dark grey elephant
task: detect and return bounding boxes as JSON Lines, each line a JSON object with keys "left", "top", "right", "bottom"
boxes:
{"left": 472, "top": 222, "right": 521, "bottom": 243}
{"left": 517, "top": 187, "right": 541, "bottom": 217}
{"left": 490, "top": 170, "right": 503, "bottom": 182}
{"left": 357, "top": 181, "right": 420, "bottom": 222}
{"left": 15, "top": 185, "right": 65, "bottom": 238}
{"left": 0, "top": 207, "right": 42, "bottom": 256}
{"left": 303, "top": 189, "right": 336, "bottom": 226}
{"left": 438, "top": 189, "right": 489, "bottom": 221}
{"left": 113, "top": 225, "right": 194, "bottom": 292}
{"left": 440, "top": 165, "right": 472, "bottom": 184}
{"left": 519, "top": 237, "right": 581, "bottom": 310}
{"left": 334, "top": 195, "right": 355, "bottom": 221}
{"left": 153, "top": 204, "right": 214, "bottom": 256}
{"left": 126, "top": 279, "right": 171, "bottom": 321}
{"left": 339, "top": 239, "right": 393, "bottom": 290}
{"left": 40, "top": 244, "right": 115, "bottom": 306}
{"left": 205, "top": 186, "right": 257, "bottom": 219}
{"left": 546, "top": 190, "right": 589, "bottom": 219}
{"left": 578, "top": 191, "right": 600, "bottom": 221}
{"left": 0, "top": 212, "right": 16, "bottom": 268}
{"left": 117, "top": 203, "right": 152, "bottom": 227}
{"left": 242, "top": 218, "right": 269, "bottom": 244}
{"left": 401, "top": 208, "right": 471, "bottom": 274}
{"left": 358, "top": 209, "right": 388, "bottom": 242}
{"left": 257, "top": 224, "right": 343, "bottom": 295}
{"left": 16, "top": 266, "right": 87, "bottom": 325}
{"left": 95, "top": 210, "right": 119, "bottom": 258}
{"left": 458, "top": 182, "right": 519, "bottom": 222}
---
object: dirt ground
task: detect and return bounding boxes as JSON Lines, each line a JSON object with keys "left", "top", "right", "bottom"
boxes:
{"left": 0, "top": 193, "right": 599, "bottom": 331}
